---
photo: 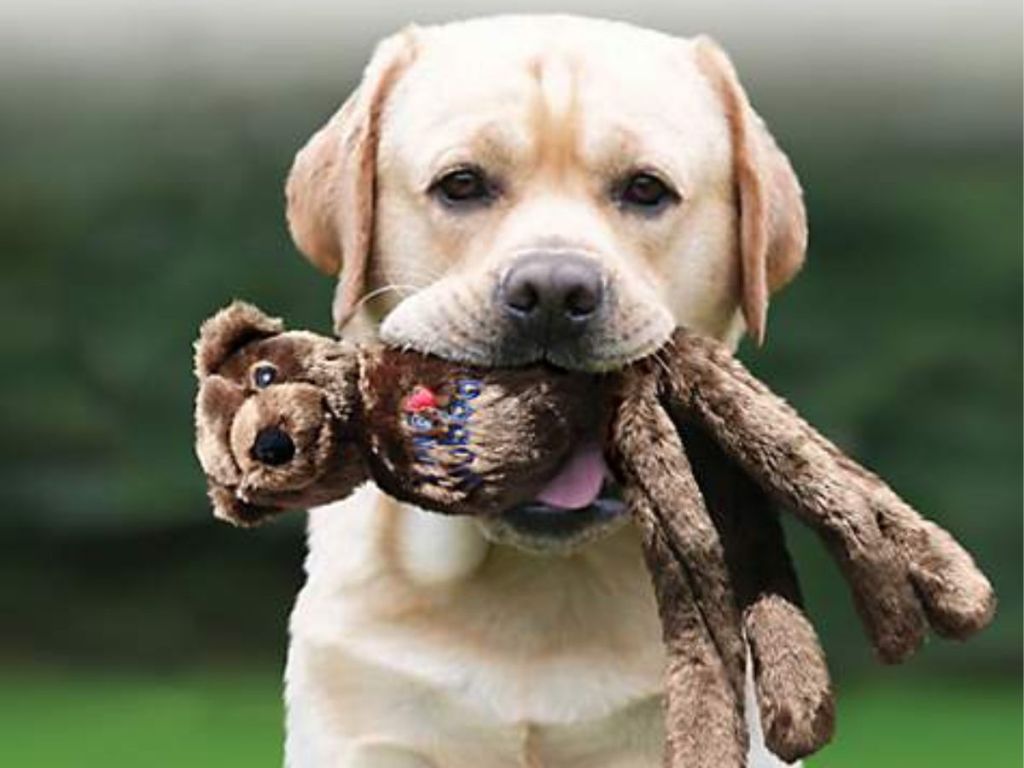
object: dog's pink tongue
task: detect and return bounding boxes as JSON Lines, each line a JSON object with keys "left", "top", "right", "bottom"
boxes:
{"left": 535, "top": 443, "right": 607, "bottom": 510}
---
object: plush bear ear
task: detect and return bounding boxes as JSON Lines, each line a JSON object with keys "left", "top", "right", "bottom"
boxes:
{"left": 694, "top": 37, "right": 807, "bottom": 345}
{"left": 194, "top": 302, "right": 285, "bottom": 379}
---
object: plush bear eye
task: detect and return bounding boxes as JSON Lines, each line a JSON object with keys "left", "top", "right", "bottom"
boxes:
{"left": 252, "top": 363, "right": 277, "bottom": 388}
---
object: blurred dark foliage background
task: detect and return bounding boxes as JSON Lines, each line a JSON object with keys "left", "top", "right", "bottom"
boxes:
{"left": 0, "top": 3, "right": 1020, "bottom": 765}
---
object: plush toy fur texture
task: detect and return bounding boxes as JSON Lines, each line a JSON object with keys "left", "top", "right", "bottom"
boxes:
{"left": 195, "top": 303, "right": 610, "bottom": 523}
{"left": 194, "top": 301, "right": 995, "bottom": 768}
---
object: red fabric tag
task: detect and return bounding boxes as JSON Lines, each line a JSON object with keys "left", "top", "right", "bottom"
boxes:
{"left": 404, "top": 386, "right": 439, "bottom": 412}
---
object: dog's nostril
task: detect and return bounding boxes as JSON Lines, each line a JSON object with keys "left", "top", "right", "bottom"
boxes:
{"left": 504, "top": 277, "right": 539, "bottom": 314}
{"left": 561, "top": 278, "right": 600, "bottom": 319}
{"left": 251, "top": 427, "right": 296, "bottom": 466}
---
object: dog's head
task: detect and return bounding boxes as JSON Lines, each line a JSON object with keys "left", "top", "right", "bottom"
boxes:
{"left": 193, "top": 302, "right": 365, "bottom": 525}
{"left": 283, "top": 16, "right": 807, "bottom": 551}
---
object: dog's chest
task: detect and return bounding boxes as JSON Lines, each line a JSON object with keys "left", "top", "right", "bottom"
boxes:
{"left": 286, "top": 492, "right": 666, "bottom": 766}
{"left": 287, "top": 633, "right": 664, "bottom": 767}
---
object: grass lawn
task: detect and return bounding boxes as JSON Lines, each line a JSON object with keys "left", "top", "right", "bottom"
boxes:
{"left": 0, "top": 671, "right": 1018, "bottom": 766}
{"left": 808, "top": 680, "right": 1021, "bottom": 767}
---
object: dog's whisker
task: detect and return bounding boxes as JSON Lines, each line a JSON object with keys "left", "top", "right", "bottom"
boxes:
{"left": 354, "top": 283, "right": 422, "bottom": 313}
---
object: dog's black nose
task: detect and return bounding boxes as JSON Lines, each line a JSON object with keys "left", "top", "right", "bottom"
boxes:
{"left": 500, "top": 252, "right": 604, "bottom": 333}
{"left": 251, "top": 426, "right": 295, "bottom": 466}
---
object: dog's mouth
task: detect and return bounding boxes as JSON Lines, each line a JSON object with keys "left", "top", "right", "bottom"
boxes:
{"left": 500, "top": 442, "right": 628, "bottom": 539}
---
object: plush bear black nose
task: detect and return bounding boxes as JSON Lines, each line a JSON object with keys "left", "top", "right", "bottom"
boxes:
{"left": 251, "top": 426, "right": 295, "bottom": 466}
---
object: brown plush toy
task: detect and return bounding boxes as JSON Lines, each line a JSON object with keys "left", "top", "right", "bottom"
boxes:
{"left": 194, "top": 302, "right": 995, "bottom": 768}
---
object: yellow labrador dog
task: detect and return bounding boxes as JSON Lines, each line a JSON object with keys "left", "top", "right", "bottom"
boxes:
{"left": 283, "top": 15, "right": 806, "bottom": 768}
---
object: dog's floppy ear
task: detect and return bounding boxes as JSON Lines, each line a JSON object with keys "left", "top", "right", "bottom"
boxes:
{"left": 285, "top": 29, "right": 417, "bottom": 332}
{"left": 695, "top": 37, "right": 807, "bottom": 345}
{"left": 194, "top": 301, "right": 284, "bottom": 378}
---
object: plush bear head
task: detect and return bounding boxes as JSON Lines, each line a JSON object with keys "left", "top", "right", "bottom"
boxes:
{"left": 193, "top": 302, "right": 367, "bottom": 525}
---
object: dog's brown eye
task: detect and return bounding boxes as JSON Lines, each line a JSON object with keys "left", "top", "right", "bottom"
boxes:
{"left": 431, "top": 166, "right": 495, "bottom": 206}
{"left": 252, "top": 363, "right": 277, "bottom": 388}
{"left": 617, "top": 172, "right": 679, "bottom": 212}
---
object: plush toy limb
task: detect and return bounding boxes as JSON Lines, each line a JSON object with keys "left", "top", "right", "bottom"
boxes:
{"left": 631, "top": 490, "right": 748, "bottom": 768}
{"left": 661, "top": 330, "right": 995, "bottom": 661}
{"left": 859, "top": 482, "right": 995, "bottom": 639}
{"left": 822, "top": 441, "right": 995, "bottom": 638}
{"left": 611, "top": 368, "right": 748, "bottom": 767}
{"left": 612, "top": 367, "right": 747, "bottom": 695}
{"left": 681, "top": 419, "right": 834, "bottom": 762}
{"left": 662, "top": 333, "right": 924, "bottom": 661}
{"left": 746, "top": 596, "right": 833, "bottom": 762}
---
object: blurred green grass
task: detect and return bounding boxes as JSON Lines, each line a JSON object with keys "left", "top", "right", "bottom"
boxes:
{"left": 0, "top": 672, "right": 1018, "bottom": 767}
{"left": 810, "top": 681, "right": 1022, "bottom": 767}
{"left": 0, "top": 671, "right": 283, "bottom": 767}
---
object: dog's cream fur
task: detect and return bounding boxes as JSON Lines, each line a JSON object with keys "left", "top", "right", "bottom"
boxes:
{"left": 283, "top": 16, "right": 806, "bottom": 767}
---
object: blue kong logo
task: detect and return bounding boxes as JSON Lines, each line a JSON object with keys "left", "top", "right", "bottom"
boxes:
{"left": 402, "top": 379, "right": 483, "bottom": 489}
